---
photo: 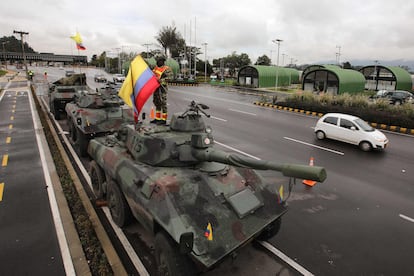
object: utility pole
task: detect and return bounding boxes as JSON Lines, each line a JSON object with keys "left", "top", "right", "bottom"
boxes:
{"left": 272, "top": 38, "right": 283, "bottom": 91}
{"left": 13, "top": 30, "right": 29, "bottom": 76}
{"left": 2, "top": 41, "right": 9, "bottom": 70}
{"left": 142, "top": 43, "right": 151, "bottom": 58}
{"left": 202, "top": 42, "right": 208, "bottom": 83}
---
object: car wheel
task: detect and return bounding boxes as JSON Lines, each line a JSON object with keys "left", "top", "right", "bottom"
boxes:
{"left": 89, "top": 160, "right": 106, "bottom": 199}
{"left": 316, "top": 130, "right": 326, "bottom": 140}
{"left": 107, "top": 180, "right": 132, "bottom": 227}
{"left": 394, "top": 100, "right": 402, "bottom": 105}
{"left": 359, "top": 141, "right": 372, "bottom": 152}
{"left": 256, "top": 218, "right": 282, "bottom": 241}
{"left": 155, "top": 231, "right": 197, "bottom": 276}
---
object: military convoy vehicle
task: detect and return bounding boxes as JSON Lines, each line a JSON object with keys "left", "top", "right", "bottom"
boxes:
{"left": 87, "top": 101, "right": 327, "bottom": 275}
{"left": 65, "top": 89, "right": 134, "bottom": 157}
{"left": 48, "top": 73, "right": 88, "bottom": 120}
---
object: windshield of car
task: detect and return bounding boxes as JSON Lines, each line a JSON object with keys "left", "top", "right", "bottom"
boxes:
{"left": 354, "top": 118, "right": 374, "bottom": 131}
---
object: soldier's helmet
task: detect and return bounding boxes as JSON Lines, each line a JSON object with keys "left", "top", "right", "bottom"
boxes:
{"left": 156, "top": 55, "right": 166, "bottom": 67}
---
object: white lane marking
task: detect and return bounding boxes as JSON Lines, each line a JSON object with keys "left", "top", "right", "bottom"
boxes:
{"left": 399, "top": 214, "right": 414, "bottom": 223}
{"left": 228, "top": 108, "right": 257, "bottom": 116}
{"left": 284, "top": 137, "right": 345, "bottom": 156}
{"left": 210, "top": 116, "right": 227, "bottom": 122}
{"left": 258, "top": 241, "right": 314, "bottom": 276}
{"left": 29, "top": 90, "right": 76, "bottom": 275}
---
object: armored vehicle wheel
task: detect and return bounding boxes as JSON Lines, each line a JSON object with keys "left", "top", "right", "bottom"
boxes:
{"left": 75, "top": 128, "right": 89, "bottom": 157}
{"left": 256, "top": 218, "right": 282, "bottom": 241}
{"left": 107, "top": 180, "right": 132, "bottom": 227}
{"left": 68, "top": 120, "right": 77, "bottom": 144}
{"left": 155, "top": 231, "right": 196, "bottom": 276}
{"left": 89, "top": 160, "right": 106, "bottom": 199}
{"left": 52, "top": 101, "right": 60, "bottom": 120}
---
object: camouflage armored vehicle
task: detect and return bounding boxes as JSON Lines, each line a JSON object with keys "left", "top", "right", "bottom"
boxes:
{"left": 87, "top": 101, "right": 327, "bottom": 275}
{"left": 48, "top": 73, "right": 87, "bottom": 120}
{"left": 65, "top": 89, "right": 134, "bottom": 157}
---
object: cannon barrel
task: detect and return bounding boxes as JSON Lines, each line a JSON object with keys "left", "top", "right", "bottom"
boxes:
{"left": 192, "top": 148, "right": 327, "bottom": 182}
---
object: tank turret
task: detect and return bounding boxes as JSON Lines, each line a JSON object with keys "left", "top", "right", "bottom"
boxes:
{"left": 112, "top": 101, "right": 325, "bottom": 181}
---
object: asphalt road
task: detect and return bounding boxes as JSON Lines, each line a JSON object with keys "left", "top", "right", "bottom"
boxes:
{"left": 165, "top": 85, "right": 414, "bottom": 276}
{"left": 29, "top": 65, "right": 414, "bottom": 275}
{"left": 0, "top": 85, "right": 66, "bottom": 275}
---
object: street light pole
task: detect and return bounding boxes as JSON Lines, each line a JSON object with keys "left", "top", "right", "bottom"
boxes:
{"left": 202, "top": 42, "right": 208, "bottom": 83}
{"left": 272, "top": 38, "right": 283, "bottom": 91}
{"left": 13, "top": 30, "right": 29, "bottom": 76}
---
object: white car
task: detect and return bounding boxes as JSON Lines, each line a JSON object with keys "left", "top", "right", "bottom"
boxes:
{"left": 113, "top": 74, "right": 125, "bottom": 83}
{"left": 314, "top": 113, "right": 389, "bottom": 151}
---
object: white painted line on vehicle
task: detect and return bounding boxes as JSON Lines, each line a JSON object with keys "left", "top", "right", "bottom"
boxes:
{"left": 229, "top": 108, "right": 257, "bottom": 116}
{"left": 284, "top": 137, "right": 345, "bottom": 156}
{"left": 258, "top": 241, "right": 314, "bottom": 276}
{"left": 29, "top": 89, "right": 76, "bottom": 275}
{"left": 399, "top": 214, "right": 414, "bottom": 223}
{"left": 210, "top": 116, "right": 227, "bottom": 122}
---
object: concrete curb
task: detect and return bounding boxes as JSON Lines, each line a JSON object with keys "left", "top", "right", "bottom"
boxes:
{"left": 33, "top": 85, "right": 128, "bottom": 275}
{"left": 253, "top": 101, "right": 414, "bottom": 135}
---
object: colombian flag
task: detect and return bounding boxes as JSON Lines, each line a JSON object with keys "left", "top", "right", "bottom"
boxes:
{"left": 204, "top": 222, "right": 213, "bottom": 241}
{"left": 118, "top": 55, "right": 160, "bottom": 122}
{"left": 70, "top": 32, "right": 86, "bottom": 50}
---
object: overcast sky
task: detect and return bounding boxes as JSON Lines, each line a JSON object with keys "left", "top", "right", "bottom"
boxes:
{"left": 2, "top": 0, "right": 414, "bottom": 65}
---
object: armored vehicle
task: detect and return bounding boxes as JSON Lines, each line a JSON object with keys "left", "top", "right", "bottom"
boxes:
{"left": 87, "top": 101, "right": 327, "bottom": 275}
{"left": 65, "top": 89, "right": 134, "bottom": 157}
{"left": 48, "top": 73, "right": 87, "bottom": 120}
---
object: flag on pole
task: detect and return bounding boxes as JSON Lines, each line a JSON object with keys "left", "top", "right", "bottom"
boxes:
{"left": 204, "top": 222, "right": 213, "bottom": 241}
{"left": 70, "top": 32, "right": 86, "bottom": 50}
{"left": 118, "top": 55, "right": 160, "bottom": 122}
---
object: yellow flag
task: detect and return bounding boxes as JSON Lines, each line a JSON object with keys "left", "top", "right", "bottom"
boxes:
{"left": 279, "top": 185, "right": 284, "bottom": 202}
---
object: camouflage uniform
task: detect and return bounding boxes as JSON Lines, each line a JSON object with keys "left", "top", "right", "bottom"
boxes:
{"left": 152, "top": 58, "right": 171, "bottom": 124}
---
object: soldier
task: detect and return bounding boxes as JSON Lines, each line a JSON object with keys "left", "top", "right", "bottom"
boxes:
{"left": 151, "top": 56, "right": 171, "bottom": 124}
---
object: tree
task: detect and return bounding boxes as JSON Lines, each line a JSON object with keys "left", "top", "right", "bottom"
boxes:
{"left": 342, "top": 61, "right": 352, "bottom": 69}
{"left": 1, "top": 36, "right": 36, "bottom": 53}
{"left": 212, "top": 52, "right": 251, "bottom": 77}
{"left": 155, "top": 25, "right": 183, "bottom": 57}
{"left": 255, "top": 55, "right": 271, "bottom": 65}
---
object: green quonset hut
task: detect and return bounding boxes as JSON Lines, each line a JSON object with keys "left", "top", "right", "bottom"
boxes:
{"left": 302, "top": 67, "right": 366, "bottom": 94}
{"left": 302, "top": 64, "right": 341, "bottom": 79}
{"left": 237, "top": 65, "right": 300, "bottom": 88}
{"left": 358, "top": 65, "right": 412, "bottom": 91}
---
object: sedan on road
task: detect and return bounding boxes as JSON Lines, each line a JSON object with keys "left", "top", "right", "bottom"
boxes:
{"left": 314, "top": 113, "right": 389, "bottom": 151}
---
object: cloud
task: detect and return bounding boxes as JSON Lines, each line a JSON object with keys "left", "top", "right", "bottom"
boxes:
{"left": 2, "top": 0, "right": 414, "bottom": 65}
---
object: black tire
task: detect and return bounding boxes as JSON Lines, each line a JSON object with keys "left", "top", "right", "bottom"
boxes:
{"left": 256, "top": 218, "right": 282, "bottom": 241}
{"left": 75, "top": 127, "right": 89, "bottom": 157}
{"left": 89, "top": 160, "right": 106, "bottom": 199}
{"left": 316, "top": 130, "right": 326, "bottom": 140}
{"left": 359, "top": 141, "right": 372, "bottom": 152}
{"left": 155, "top": 231, "right": 197, "bottom": 276}
{"left": 394, "top": 100, "right": 402, "bottom": 105}
{"left": 68, "top": 119, "right": 77, "bottom": 144}
{"left": 107, "top": 180, "right": 132, "bottom": 227}
{"left": 52, "top": 101, "right": 60, "bottom": 120}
